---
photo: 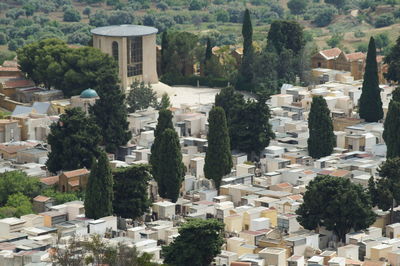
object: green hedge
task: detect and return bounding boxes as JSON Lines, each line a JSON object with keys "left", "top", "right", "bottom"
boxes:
{"left": 161, "top": 74, "right": 230, "bottom": 88}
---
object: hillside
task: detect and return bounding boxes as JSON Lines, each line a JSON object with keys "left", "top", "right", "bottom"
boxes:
{"left": 1, "top": 0, "right": 400, "bottom": 63}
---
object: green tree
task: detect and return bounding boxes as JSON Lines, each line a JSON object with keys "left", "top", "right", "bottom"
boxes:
{"left": 230, "top": 95, "right": 274, "bottom": 159}
{"left": 158, "top": 93, "right": 171, "bottom": 110}
{"left": 296, "top": 175, "right": 376, "bottom": 242}
{"left": 42, "top": 189, "right": 79, "bottom": 205}
{"left": 359, "top": 37, "right": 383, "bottom": 122}
{"left": 150, "top": 109, "right": 174, "bottom": 182}
{"left": 384, "top": 35, "right": 400, "bottom": 83}
{"left": 113, "top": 165, "right": 152, "bottom": 219}
{"left": 287, "top": 0, "right": 308, "bottom": 15}
{"left": 370, "top": 158, "right": 400, "bottom": 222}
{"left": 63, "top": 8, "right": 81, "bottom": 22}
{"left": 163, "top": 218, "right": 224, "bottom": 266}
{"left": 157, "top": 129, "right": 184, "bottom": 202}
{"left": 215, "top": 86, "right": 245, "bottom": 148}
{"left": 85, "top": 152, "right": 114, "bottom": 219}
{"left": 17, "top": 39, "right": 118, "bottom": 97}
{"left": 126, "top": 81, "right": 158, "bottom": 113}
{"left": 327, "top": 33, "right": 344, "bottom": 48}
{"left": 307, "top": 96, "right": 335, "bottom": 159}
{"left": 204, "top": 107, "right": 232, "bottom": 190}
{"left": 46, "top": 108, "right": 102, "bottom": 173}
{"left": 267, "top": 20, "right": 305, "bottom": 55}
{"left": 5, "top": 193, "right": 33, "bottom": 217}
{"left": 236, "top": 9, "right": 254, "bottom": 91}
{"left": 383, "top": 87, "right": 400, "bottom": 158}
{"left": 83, "top": 7, "right": 91, "bottom": 18}
{"left": 90, "top": 86, "right": 132, "bottom": 153}
{"left": 0, "top": 171, "right": 41, "bottom": 205}
{"left": 374, "top": 32, "right": 389, "bottom": 52}
{"left": 325, "top": 0, "right": 346, "bottom": 9}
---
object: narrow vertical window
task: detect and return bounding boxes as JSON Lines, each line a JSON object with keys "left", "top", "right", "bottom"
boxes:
{"left": 112, "top": 41, "right": 119, "bottom": 62}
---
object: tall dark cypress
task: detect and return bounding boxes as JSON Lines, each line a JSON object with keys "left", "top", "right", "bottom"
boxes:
{"left": 157, "top": 129, "right": 184, "bottom": 202}
{"left": 204, "top": 107, "right": 232, "bottom": 191}
{"left": 359, "top": 37, "right": 383, "bottom": 122}
{"left": 84, "top": 152, "right": 114, "bottom": 219}
{"left": 236, "top": 9, "right": 254, "bottom": 91}
{"left": 383, "top": 87, "right": 400, "bottom": 158}
{"left": 161, "top": 31, "right": 169, "bottom": 75}
{"left": 205, "top": 38, "right": 212, "bottom": 62}
{"left": 150, "top": 109, "right": 174, "bottom": 181}
{"left": 307, "top": 96, "right": 335, "bottom": 159}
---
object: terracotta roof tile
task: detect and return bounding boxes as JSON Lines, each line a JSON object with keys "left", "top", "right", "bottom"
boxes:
{"left": 0, "top": 67, "right": 20, "bottom": 72}
{"left": 346, "top": 52, "right": 366, "bottom": 61}
{"left": 330, "top": 169, "right": 350, "bottom": 177}
{"left": 33, "top": 195, "right": 51, "bottom": 202}
{"left": 287, "top": 194, "right": 303, "bottom": 201}
{"left": 320, "top": 48, "right": 342, "bottom": 59}
{"left": 276, "top": 182, "right": 292, "bottom": 188}
{"left": 0, "top": 143, "right": 34, "bottom": 154}
{"left": 40, "top": 176, "right": 59, "bottom": 186}
{"left": 68, "top": 180, "right": 80, "bottom": 187}
{"left": 62, "top": 168, "right": 89, "bottom": 178}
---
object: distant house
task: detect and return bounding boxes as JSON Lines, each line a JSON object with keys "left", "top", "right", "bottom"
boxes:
{"left": 311, "top": 48, "right": 387, "bottom": 83}
{"left": 58, "top": 168, "right": 90, "bottom": 192}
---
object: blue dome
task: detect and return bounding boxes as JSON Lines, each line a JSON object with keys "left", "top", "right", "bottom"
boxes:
{"left": 80, "top": 88, "right": 98, "bottom": 98}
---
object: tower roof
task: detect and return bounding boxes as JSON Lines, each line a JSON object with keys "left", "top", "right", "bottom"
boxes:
{"left": 80, "top": 88, "right": 98, "bottom": 98}
{"left": 91, "top": 25, "right": 158, "bottom": 37}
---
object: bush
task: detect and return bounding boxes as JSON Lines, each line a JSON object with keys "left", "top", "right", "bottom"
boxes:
{"left": 356, "top": 42, "right": 368, "bottom": 52}
{"left": 63, "top": 8, "right": 81, "bottom": 22}
{"left": 375, "top": 14, "right": 394, "bottom": 28}
{"left": 312, "top": 6, "right": 337, "bottom": 27}
{"left": 354, "top": 30, "right": 366, "bottom": 38}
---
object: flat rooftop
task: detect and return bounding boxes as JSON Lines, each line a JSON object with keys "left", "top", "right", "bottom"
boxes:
{"left": 91, "top": 24, "right": 158, "bottom": 37}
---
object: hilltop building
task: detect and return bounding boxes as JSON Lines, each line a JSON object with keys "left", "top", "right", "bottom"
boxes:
{"left": 91, "top": 24, "right": 159, "bottom": 91}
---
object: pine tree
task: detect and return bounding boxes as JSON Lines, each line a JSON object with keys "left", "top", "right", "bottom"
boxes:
{"left": 161, "top": 31, "right": 169, "bottom": 75}
{"left": 158, "top": 93, "right": 171, "bottom": 110}
{"left": 236, "top": 9, "right": 254, "bottom": 91}
{"left": 307, "top": 96, "right": 336, "bottom": 159}
{"left": 90, "top": 86, "right": 132, "bottom": 153}
{"left": 383, "top": 87, "right": 400, "bottom": 158}
{"left": 359, "top": 37, "right": 383, "bottom": 122}
{"left": 150, "top": 109, "right": 174, "bottom": 182}
{"left": 204, "top": 107, "right": 232, "bottom": 190}
{"left": 157, "top": 129, "right": 184, "bottom": 202}
{"left": 85, "top": 152, "right": 114, "bottom": 219}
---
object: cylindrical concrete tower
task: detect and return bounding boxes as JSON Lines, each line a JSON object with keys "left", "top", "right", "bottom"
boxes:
{"left": 91, "top": 24, "right": 159, "bottom": 92}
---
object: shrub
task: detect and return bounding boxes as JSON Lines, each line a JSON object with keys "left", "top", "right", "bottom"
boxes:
{"left": 375, "top": 14, "right": 394, "bottom": 28}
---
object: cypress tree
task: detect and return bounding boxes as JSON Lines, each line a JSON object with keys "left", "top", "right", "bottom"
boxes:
{"left": 84, "top": 152, "right": 114, "bottom": 219}
{"left": 161, "top": 31, "right": 169, "bottom": 75}
{"left": 307, "top": 96, "right": 335, "bottom": 159}
{"left": 90, "top": 86, "right": 132, "bottom": 154}
{"left": 150, "top": 109, "right": 174, "bottom": 181}
{"left": 158, "top": 93, "right": 171, "bottom": 110}
{"left": 359, "top": 37, "right": 383, "bottom": 122}
{"left": 236, "top": 9, "right": 254, "bottom": 91}
{"left": 157, "top": 128, "right": 184, "bottom": 202}
{"left": 204, "top": 107, "right": 232, "bottom": 191}
{"left": 383, "top": 87, "right": 400, "bottom": 158}
{"left": 205, "top": 38, "right": 212, "bottom": 62}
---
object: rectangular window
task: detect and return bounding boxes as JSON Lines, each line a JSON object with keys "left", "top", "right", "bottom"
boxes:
{"left": 127, "top": 37, "right": 143, "bottom": 77}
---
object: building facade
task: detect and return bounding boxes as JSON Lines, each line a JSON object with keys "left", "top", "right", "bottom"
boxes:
{"left": 91, "top": 25, "right": 159, "bottom": 91}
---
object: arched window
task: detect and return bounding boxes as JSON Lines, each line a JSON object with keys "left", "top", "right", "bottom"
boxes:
{"left": 112, "top": 41, "right": 119, "bottom": 62}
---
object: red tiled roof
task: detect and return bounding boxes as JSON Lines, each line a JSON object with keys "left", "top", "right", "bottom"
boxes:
{"left": 68, "top": 180, "right": 80, "bottom": 187}
{"left": 346, "top": 52, "right": 366, "bottom": 61}
{"left": 0, "top": 67, "right": 20, "bottom": 72}
{"left": 318, "top": 170, "right": 333, "bottom": 176}
{"left": 62, "top": 168, "right": 89, "bottom": 178}
{"left": 0, "top": 144, "right": 33, "bottom": 154}
{"left": 3, "top": 79, "right": 34, "bottom": 88}
{"left": 287, "top": 194, "right": 303, "bottom": 201}
{"left": 33, "top": 195, "right": 51, "bottom": 202}
{"left": 40, "top": 176, "right": 59, "bottom": 186}
{"left": 231, "top": 262, "right": 251, "bottom": 266}
{"left": 2, "top": 60, "right": 18, "bottom": 67}
{"left": 276, "top": 182, "right": 292, "bottom": 188}
{"left": 320, "top": 48, "right": 342, "bottom": 59}
{"left": 330, "top": 169, "right": 350, "bottom": 177}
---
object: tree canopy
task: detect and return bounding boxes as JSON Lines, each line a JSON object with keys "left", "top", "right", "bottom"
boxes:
{"left": 307, "top": 96, "right": 335, "bottom": 159}
{"left": 359, "top": 37, "right": 383, "bottom": 122}
{"left": 17, "top": 38, "right": 119, "bottom": 97}
{"left": 296, "top": 175, "right": 376, "bottom": 242}
{"left": 126, "top": 81, "right": 158, "bottom": 113}
{"left": 157, "top": 128, "right": 184, "bottom": 202}
{"left": 113, "top": 165, "right": 152, "bottom": 220}
{"left": 85, "top": 152, "right": 114, "bottom": 220}
{"left": 204, "top": 107, "right": 232, "bottom": 190}
{"left": 385, "top": 35, "right": 400, "bottom": 83}
{"left": 90, "top": 86, "right": 132, "bottom": 153}
{"left": 46, "top": 108, "right": 102, "bottom": 173}
{"left": 163, "top": 218, "right": 224, "bottom": 266}
{"left": 383, "top": 87, "right": 400, "bottom": 158}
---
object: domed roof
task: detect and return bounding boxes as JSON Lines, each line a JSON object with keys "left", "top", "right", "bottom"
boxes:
{"left": 80, "top": 88, "right": 98, "bottom": 98}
